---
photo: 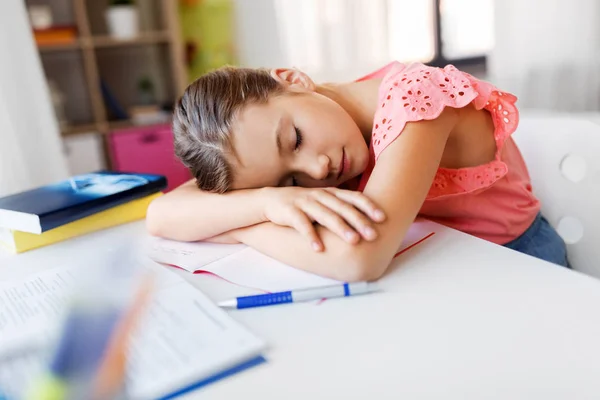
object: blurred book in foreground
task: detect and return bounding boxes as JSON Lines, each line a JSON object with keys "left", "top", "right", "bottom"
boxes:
{"left": 0, "top": 260, "right": 265, "bottom": 399}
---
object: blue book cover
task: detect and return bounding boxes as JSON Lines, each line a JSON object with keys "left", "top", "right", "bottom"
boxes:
{"left": 158, "top": 356, "right": 266, "bottom": 399}
{"left": 0, "top": 171, "right": 167, "bottom": 234}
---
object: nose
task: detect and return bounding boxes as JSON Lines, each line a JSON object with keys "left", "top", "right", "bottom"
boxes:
{"left": 307, "top": 154, "right": 330, "bottom": 181}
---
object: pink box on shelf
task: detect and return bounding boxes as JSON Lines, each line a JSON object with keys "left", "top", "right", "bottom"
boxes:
{"left": 108, "top": 124, "right": 191, "bottom": 192}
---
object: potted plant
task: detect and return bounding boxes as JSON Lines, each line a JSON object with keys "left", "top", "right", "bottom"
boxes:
{"left": 137, "top": 76, "right": 156, "bottom": 105}
{"left": 105, "top": 0, "right": 139, "bottom": 39}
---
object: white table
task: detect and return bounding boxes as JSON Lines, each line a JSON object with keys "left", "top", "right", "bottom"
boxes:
{"left": 1, "top": 221, "right": 600, "bottom": 400}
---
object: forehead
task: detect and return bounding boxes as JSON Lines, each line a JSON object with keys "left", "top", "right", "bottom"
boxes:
{"left": 229, "top": 101, "right": 284, "bottom": 189}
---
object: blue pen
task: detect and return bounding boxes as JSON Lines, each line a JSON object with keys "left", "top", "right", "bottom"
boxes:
{"left": 218, "top": 282, "right": 379, "bottom": 309}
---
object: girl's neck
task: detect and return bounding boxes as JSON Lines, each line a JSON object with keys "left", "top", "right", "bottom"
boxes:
{"left": 316, "top": 79, "right": 382, "bottom": 142}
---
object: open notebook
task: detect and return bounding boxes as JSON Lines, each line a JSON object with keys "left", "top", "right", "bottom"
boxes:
{"left": 0, "top": 260, "right": 265, "bottom": 399}
{"left": 147, "top": 222, "right": 436, "bottom": 292}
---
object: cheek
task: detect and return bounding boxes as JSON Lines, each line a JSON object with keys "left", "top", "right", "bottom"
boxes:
{"left": 315, "top": 115, "right": 356, "bottom": 144}
{"left": 306, "top": 100, "right": 348, "bottom": 131}
{"left": 300, "top": 97, "right": 360, "bottom": 146}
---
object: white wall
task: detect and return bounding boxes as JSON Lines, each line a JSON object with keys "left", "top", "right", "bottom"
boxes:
{"left": 0, "top": 1, "right": 68, "bottom": 196}
{"left": 232, "top": 0, "right": 286, "bottom": 68}
{"left": 489, "top": 0, "right": 600, "bottom": 111}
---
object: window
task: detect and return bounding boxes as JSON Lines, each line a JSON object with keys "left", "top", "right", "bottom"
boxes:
{"left": 387, "top": 0, "right": 494, "bottom": 67}
{"left": 273, "top": 0, "right": 494, "bottom": 81}
{"left": 436, "top": 0, "right": 494, "bottom": 65}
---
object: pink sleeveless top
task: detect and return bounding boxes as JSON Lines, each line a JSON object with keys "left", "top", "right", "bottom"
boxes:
{"left": 356, "top": 62, "right": 540, "bottom": 245}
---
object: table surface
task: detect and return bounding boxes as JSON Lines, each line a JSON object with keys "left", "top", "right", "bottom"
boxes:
{"left": 1, "top": 220, "right": 600, "bottom": 400}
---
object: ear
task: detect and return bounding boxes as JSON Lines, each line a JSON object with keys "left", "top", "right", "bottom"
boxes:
{"left": 270, "top": 68, "right": 316, "bottom": 92}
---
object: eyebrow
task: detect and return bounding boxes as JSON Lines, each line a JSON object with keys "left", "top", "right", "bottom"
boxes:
{"left": 274, "top": 117, "right": 283, "bottom": 155}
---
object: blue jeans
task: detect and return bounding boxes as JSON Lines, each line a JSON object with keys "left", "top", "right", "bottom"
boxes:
{"left": 503, "top": 213, "right": 570, "bottom": 268}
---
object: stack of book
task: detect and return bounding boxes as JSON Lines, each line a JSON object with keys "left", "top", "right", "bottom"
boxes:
{"left": 33, "top": 25, "right": 78, "bottom": 46}
{"left": 0, "top": 171, "right": 167, "bottom": 254}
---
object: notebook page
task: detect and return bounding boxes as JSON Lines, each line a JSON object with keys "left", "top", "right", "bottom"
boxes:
{"left": 146, "top": 238, "right": 246, "bottom": 272}
{"left": 147, "top": 223, "right": 436, "bottom": 293}
{"left": 0, "top": 268, "right": 75, "bottom": 354}
{"left": 203, "top": 248, "right": 341, "bottom": 292}
{"left": 126, "top": 278, "right": 264, "bottom": 399}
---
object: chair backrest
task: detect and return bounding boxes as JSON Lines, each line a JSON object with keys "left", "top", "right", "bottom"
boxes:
{"left": 512, "top": 113, "right": 600, "bottom": 278}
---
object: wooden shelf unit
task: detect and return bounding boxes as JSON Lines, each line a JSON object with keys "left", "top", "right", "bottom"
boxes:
{"left": 60, "top": 122, "right": 99, "bottom": 136}
{"left": 32, "top": 0, "right": 187, "bottom": 139}
{"left": 91, "top": 31, "right": 171, "bottom": 48}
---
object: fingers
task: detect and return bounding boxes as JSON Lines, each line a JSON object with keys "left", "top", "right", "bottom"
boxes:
{"left": 268, "top": 187, "right": 386, "bottom": 251}
{"left": 297, "top": 198, "right": 361, "bottom": 244}
{"left": 324, "top": 188, "right": 386, "bottom": 222}
{"left": 289, "top": 208, "right": 324, "bottom": 252}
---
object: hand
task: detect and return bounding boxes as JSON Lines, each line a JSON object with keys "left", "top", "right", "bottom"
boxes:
{"left": 262, "top": 187, "right": 386, "bottom": 251}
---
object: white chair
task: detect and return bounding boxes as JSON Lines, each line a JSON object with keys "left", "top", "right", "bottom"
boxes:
{"left": 512, "top": 113, "right": 600, "bottom": 278}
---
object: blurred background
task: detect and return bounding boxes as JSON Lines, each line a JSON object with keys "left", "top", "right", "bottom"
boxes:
{"left": 1, "top": 0, "right": 599, "bottom": 197}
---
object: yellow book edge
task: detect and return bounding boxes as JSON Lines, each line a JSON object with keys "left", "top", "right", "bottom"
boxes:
{"left": 0, "top": 192, "right": 162, "bottom": 254}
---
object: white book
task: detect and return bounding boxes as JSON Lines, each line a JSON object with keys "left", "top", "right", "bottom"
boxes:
{"left": 0, "top": 260, "right": 265, "bottom": 399}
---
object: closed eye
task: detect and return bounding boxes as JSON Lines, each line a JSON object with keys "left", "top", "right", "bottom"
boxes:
{"left": 294, "top": 126, "right": 303, "bottom": 150}
{"left": 288, "top": 126, "right": 302, "bottom": 186}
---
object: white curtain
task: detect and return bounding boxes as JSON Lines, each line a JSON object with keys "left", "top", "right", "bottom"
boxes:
{"left": 489, "top": 0, "right": 600, "bottom": 111}
{"left": 234, "top": 0, "right": 438, "bottom": 82}
{"left": 0, "top": 1, "right": 68, "bottom": 197}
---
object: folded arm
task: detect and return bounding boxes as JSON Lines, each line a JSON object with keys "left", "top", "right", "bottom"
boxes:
{"left": 146, "top": 180, "right": 268, "bottom": 241}
{"left": 146, "top": 175, "right": 385, "bottom": 245}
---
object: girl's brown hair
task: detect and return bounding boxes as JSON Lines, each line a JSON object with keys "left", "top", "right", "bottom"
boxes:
{"left": 173, "top": 66, "right": 283, "bottom": 193}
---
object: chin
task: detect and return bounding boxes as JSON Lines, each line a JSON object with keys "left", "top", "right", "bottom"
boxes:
{"left": 354, "top": 147, "right": 370, "bottom": 175}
